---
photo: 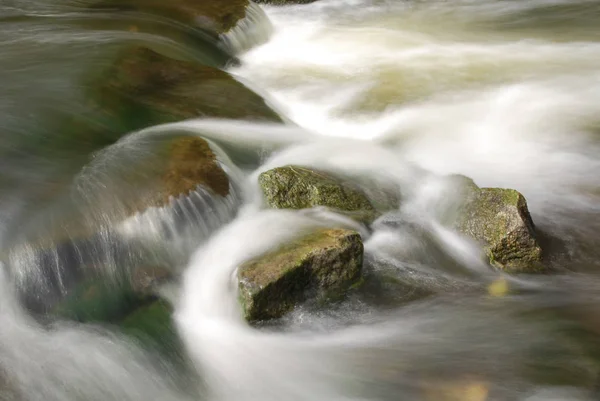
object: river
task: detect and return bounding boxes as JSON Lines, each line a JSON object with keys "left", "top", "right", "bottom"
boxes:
{"left": 1, "top": 0, "right": 600, "bottom": 400}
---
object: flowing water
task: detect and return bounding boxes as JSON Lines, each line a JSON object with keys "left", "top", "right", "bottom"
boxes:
{"left": 2, "top": 0, "right": 600, "bottom": 400}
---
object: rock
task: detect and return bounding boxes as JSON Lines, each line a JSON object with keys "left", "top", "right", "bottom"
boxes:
{"left": 258, "top": 166, "right": 379, "bottom": 223}
{"left": 122, "top": 135, "right": 232, "bottom": 211}
{"left": 453, "top": 176, "right": 543, "bottom": 272}
{"left": 10, "top": 43, "right": 270, "bottom": 314}
{"left": 90, "top": 46, "right": 282, "bottom": 134}
{"left": 53, "top": 277, "right": 182, "bottom": 357}
{"left": 90, "top": 0, "right": 250, "bottom": 33}
{"left": 131, "top": 265, "right": 173, "bottom": 294}
{"left": 238, "top": 228, "right": 363, "bottom": 321}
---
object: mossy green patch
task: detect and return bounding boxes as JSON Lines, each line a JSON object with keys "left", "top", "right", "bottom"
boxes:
{"left": 53, "top": 277, "right": 148, "bottom": 324}
{"left": 120, "top": 300, "right": 182, "bottom": 359}
{"left": 54, "top": 277, "right": 182, "bottom": 359}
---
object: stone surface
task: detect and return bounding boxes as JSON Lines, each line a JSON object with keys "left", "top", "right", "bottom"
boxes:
{"left": 258, "top": 166, "right": 378, "bottom": 223}
{"left": 91, "top": 46, "right": 282, "bottom": 134}
{"left": 238, "top": 228, "right": 364, "bottom": 321}
{"left": 454, "top": 178, "right": 543, "bottom": 272}
{"left": 144, "top": 136, "right": 231, "bottom": 209}
{"left": 90, "top": 0, "right": 250, "bottom": 33}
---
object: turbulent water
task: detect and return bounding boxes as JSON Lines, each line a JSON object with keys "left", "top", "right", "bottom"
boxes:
{"left": 2, "top": 0, "right": 600, "bottom": 400}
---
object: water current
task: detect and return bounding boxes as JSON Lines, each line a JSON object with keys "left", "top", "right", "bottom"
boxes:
{"left": 1, "top": 0, "right": 600, "bottom": 400}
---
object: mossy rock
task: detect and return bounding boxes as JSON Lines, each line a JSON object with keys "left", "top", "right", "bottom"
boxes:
{"left": 238, "top": 228, "right": 363, "bottom": 322}
{"left": 90, "top": 0, "right": 250, "bottom": 33}
{"left": 454, "top": 176, "right": 543, "bottom": 273}
{"left": 258, "top": 166, "right": 379, "bottom": 223}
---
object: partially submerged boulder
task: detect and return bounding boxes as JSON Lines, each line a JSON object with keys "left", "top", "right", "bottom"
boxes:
{"left": 53, "top": 277, "right": 181, "bottom": 358}
{"left": 258, "top": 166, "right": 379, "bottom": 223}
{"left": 91, "top": 46, "right": 282, "bottom": 134}
{"left": 90, "top": 0, "right": 250, "bottom": 33}
{"left": 453, "top": 176, "right": 543, "bottom": 272}
{"left": 122, "top": 135, "right": 231, "bottom": 211}
{"left": 238, "top": 228, "right": 363, "bottom": 322}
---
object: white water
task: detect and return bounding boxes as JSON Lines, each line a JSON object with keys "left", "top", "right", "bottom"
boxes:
{"left": 2, "top": 0, "right": 600, "bottom": 400}
{"left": 174, "top": 1, "right": 600, "bottom": 400}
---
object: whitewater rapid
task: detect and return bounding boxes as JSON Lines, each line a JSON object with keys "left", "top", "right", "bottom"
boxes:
{"left": 174, "top": 1, "right": 600, "bottom": 400}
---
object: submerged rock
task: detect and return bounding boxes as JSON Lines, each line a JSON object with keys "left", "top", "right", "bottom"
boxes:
{"left": 119, "top": 300, "right": 182, "bottom": 358}
{"left": 135, "top": 135, "right": 231, "bottom": 210}
{"left": 453, "top": 176, "right": 543, "bottom": 272}
{"left": 238, "top": 228, "right": 363, "bottom": 322}
{"left": 91, "top": 46, "right": 282, "bottom": 133}
{"left": 258, "top": 166, "right": 379, "bottom": 223}
{"left": 53, "top": 276, "right": 182, "bottom": 357}
{"left": 90, "top": 0, "right": 250, "bottom": 33}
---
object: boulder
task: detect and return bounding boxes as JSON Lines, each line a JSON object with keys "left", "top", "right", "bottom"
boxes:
{"left": 52, "top": 277, "right": 150, "bottom": 324}
{"left": 91, "top": 46, "right": 283, "bottom": 134}
{"left": 238, "top": 228, "right": 363, "bottom": 322}
{"left": 113, "top": 135, "right": 232, "bottom": 211}
{"left": 90, "top": 0, "right": 250, "bottom": 33}
{"left": 453, "top": 176, "right": 543, "bottom": 272}
{"left": 10, "top": 44, "right": 272, "bottom": 314}
{"left": 258, "top": 166, "right": 379, "bottom": 223}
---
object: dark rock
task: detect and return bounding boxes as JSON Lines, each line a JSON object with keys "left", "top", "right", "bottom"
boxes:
{"left": 90, "top": 0, "right": 250, "bottom": 33}
{"left": 90, "top": 46, "right": 283, "bottom": 134}
{"left": 238, "top": 228, "right": 363, "bottom": 321}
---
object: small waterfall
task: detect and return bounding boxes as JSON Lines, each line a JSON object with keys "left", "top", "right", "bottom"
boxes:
{"left": 221, "top": 1, "right": 274, "bottom": 55}
{"left": 3, "top": 131, "right": 245, "bottom": 314}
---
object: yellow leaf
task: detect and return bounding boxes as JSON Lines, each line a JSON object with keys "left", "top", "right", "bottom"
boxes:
{"left": 488, "top": 277, "right": 509, "bottom": 297}
{"left": 423, "top": 379, "right": 489, "bottom": 401}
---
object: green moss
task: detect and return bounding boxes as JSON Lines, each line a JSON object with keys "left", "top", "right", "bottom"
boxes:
{"left": 53, "top": 277, "right": 148, "bottom": 324}
{"left": 258, "top": 166, "right": 378, "bottom": 223}
{"left": 120, "top": 300, "right": 183, "bottom": 359}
